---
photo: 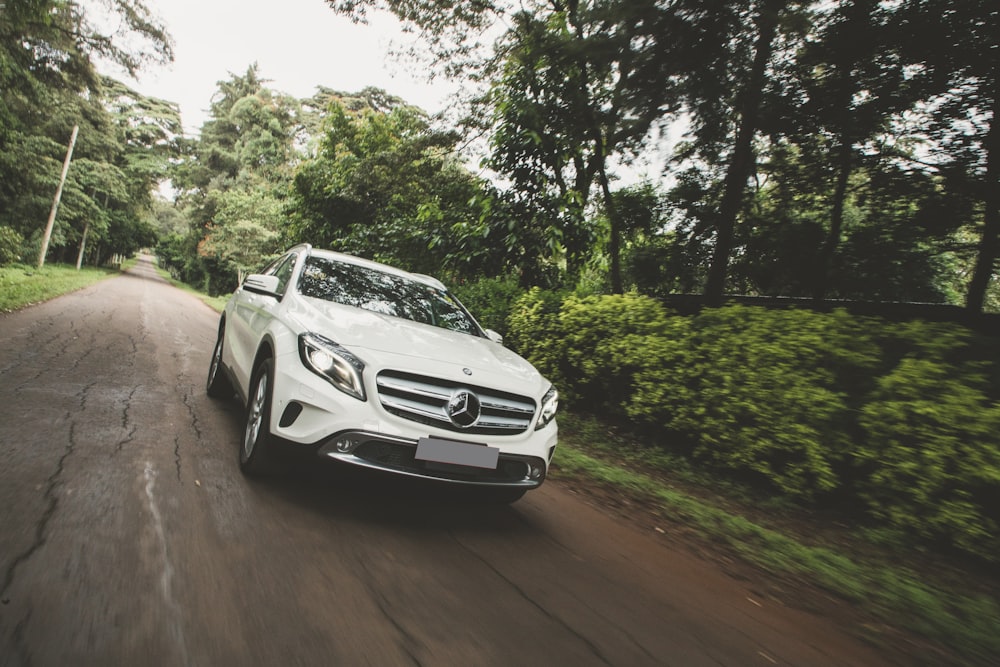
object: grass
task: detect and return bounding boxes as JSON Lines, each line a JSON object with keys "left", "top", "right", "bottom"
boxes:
{"left": 148, "top": 261, "right": 230, "bottom": 312}
{"left": 553, "top": 413, "right": 1000, "bottom": 664}
{"left": 0, "top": 263, "right": 120, "bottom": 312}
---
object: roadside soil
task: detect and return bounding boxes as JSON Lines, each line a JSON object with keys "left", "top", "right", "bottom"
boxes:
{"left": 548, "top": 450, "right": 998, "bottom": 667}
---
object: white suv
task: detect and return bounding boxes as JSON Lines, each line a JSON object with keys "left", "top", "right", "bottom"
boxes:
{"left": 206, "top": 244, "right": 558, "bottom": 503}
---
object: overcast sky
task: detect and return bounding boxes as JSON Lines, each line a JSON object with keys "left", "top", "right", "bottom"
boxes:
{"left": 129, "top": 0, "right": 457, "bottom": 135}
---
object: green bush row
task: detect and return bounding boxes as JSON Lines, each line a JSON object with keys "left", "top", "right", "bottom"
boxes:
{"left": 504, "top": 289, "right": 1000, "bottom": 563}
{"left": 0, "top": 226, "right": 25, "bottom": 265}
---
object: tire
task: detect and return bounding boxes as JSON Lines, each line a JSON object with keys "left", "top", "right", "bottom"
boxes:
{"left": 240, "top": 358, "right": 277, "bottom": 475}
{"left": 206, "top": 325, "right": 234, "bottom": 399}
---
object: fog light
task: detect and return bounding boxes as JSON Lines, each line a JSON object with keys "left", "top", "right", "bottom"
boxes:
{"left": 335, "top": 438, "right": 357, "bottom": 453}
{"left": 528, "top": 464, "right": 543, "bottom": 480}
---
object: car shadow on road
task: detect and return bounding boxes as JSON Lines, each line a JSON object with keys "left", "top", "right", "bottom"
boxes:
{"left": 239, "top": 453, "right": 547, "bottom": 536}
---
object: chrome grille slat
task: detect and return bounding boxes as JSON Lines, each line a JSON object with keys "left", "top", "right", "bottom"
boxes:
{"left": 480, "top": 397, "right": 535, "bottom": 414}
{"left": 377, "top": 376, "right": 452, "bottom": 401}
{"left": 379, "top": 395, "right": 449, "bottom": 422}
{"left": 376, "top": 370, "right": 536, "bottom": 436}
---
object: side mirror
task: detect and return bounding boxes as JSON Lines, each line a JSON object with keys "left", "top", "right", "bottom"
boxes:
{"left": 243, "top": 274, "right": 281, "bottom": 297}
{"left": 485, "top": 329, "right": 504, "bottom": 345}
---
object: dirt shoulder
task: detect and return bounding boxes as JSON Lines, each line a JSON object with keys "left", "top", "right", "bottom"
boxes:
{"left": 547, "top": 448, "right": 998, "bottom": 666}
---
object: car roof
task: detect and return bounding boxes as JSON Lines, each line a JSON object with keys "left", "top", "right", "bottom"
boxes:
{"left": 304, "top": 247, "right": 448, "bottom": 292}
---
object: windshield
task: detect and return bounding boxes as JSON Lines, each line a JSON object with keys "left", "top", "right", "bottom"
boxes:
{"left": 297, "top": 256, "right": 482, "bottom": 336}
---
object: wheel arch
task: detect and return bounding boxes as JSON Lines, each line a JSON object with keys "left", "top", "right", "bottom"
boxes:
{"left": 251, "top": 336, "right": 276, "bottom": 378}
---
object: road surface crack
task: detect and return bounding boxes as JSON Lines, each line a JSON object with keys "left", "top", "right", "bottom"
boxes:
{"left": 451, "top": 535, "right": 613, "bottom": 666}
{"left": 173, "top": 436, "right": 182, "bottom": 481}
{"left": 179, "top": 385, "right": 203, "bottom": 441}
{"left": 1, "top": 418, "right": 77, "bottom": 605}
{"left": 354, "top": 559, "right": 424, "bottom": 666}
{"left": 142, "top": 462, "right": 191, "bottom": 665}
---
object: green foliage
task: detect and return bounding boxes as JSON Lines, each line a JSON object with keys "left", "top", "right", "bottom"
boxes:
{"left": 504, "top": 287, "right": 569, "bottom": 386}
{"left": 507, "top": 290, "right": 1000, "bottom": 561}
{"left": 289, "top": 99, "right": 487, "bottom": 277}
{"left": 449, "top": 275, "right": 523, "bottom": 338}
{"left": 626, "top": 306, "right": 881, "bottom": 498}
{"left": 0, "top": 226, "right": 24, "bottom": 265}
{"left": 858, "top": 357, "right": 1000, "bottom": 560}
{"left": 196, "top": 187, "right": 284, "bottom": 289}
{"left": 0, "top": 2, "right": 176, "bottom": 267}
{"left": 557, "top": 293, "right": 674, "bottom": 409}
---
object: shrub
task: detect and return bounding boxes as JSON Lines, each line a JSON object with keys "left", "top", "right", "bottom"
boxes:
{"left": 505, "top": 287, "right": 569, "bottom": 388}
{"left": 504, "top": 292, "right": 1000, "bottom": 559}
{"left": 628, "top": 306, "right": 881, "bottom": 499}
{"left": 450, "top": 274, "right": 523, "bottom": 338}
{"left": 858, "top": 357, "right": 1000, "bottom": 561}
{"left": 0, "top": 226, "right": 24, "bottom": 265}
{"left": 558, "top": 293, "right": 674, "bottom": 411}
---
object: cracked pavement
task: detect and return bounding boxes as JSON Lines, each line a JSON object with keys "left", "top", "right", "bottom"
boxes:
{"left": 0, "top": 257, "right": 895, "bottom": 666}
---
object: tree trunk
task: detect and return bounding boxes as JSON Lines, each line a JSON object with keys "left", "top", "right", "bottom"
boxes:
{"left": 965, "top": 51, "right": 999, "bottom": 313}
{"left": 76, "top": 220, "right": 90, "bottom": 270}
{"left": 597, "top": 163, "right": 623, "bottom": 293}
{"left": 38, "top": 124, "right": 79, "bottom": 268}
{"left": 813, "top": 136, "right": 853, "bottom": 302}
{"left": 704, "top": 1, "right": 783, "bottom": 306}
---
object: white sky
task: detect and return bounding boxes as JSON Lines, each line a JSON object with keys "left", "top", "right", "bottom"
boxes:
{"left": 129, "top": 0, "right": 457, "bottom": 135}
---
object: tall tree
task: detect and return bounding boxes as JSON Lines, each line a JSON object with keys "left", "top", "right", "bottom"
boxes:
{"left": 167, "top": 66, "right": 299, "bottom": 293}
{"left": 485, "top": 1, "right": 680, "bottom": 291}
{"left": 0, "top": 0, "right": 172, "bottom": 262}
{"left": 896, "top": 0, "right": 999, "bottom": 313}
{"left": 759, "top": 0, "right": 934, "bottom": 302}
{"left": 290, "top": 99, "right": 485, "bottom": 276}
{"left": 677, "top": 0, "right": 800, "bottom": 305}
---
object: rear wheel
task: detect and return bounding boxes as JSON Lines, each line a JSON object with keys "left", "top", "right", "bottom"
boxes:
{"left": 240, "top": 358, "right": 277, "bottom": 475}
{"left": 206, "top": 325, "right": 234, "bottom": 398}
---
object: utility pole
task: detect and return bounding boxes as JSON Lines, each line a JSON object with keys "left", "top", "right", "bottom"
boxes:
{"left": 38, "top": 124, "right": 79, "bottom": 268}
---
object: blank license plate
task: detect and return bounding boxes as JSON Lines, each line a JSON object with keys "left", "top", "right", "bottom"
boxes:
{"left": 415, "top": 437, "right": 499, "bottom": 469}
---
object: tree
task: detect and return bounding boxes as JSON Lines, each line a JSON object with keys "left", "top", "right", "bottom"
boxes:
{"left": 166, "top": 65, "right": 299, "bottom": 292}
{"left": 484, "top": 2, "right": 681, "bottom": 291}
{"left": 0, "top": 0, "right": 173, "bottom": 264}
{"left": 667, "top": 0, "right": 802, "bottom": 305}
{"left": 893, "top": 0, "right": 999, "bottom": 313}
{"left": 290, "top": 99, "right": 487, "bottom": 276}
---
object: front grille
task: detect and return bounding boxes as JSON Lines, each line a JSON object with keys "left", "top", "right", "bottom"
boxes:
{"left": 376, "top": 370, "right": 536, "bottom": 436}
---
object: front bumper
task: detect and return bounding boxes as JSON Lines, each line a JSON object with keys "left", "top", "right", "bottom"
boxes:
{"left": 318, "top": 430, "right": 547, "bottom": 488}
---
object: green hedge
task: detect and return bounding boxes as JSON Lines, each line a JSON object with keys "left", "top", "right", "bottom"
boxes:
{"left": 0, "top": 226, "right": 24, "bottom": 265}
{"left": 506, "top": 291, "right": 1000, "bottom": 562}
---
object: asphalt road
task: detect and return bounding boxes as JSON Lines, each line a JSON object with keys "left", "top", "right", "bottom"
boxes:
{"left": 0, "top": 257, "right": 894, "bottom": 666}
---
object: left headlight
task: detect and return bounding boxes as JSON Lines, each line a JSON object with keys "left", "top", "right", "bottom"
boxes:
{"left": 298, "top": 333, "right": 366, "bottom": 401}
{"left": 535, "top": 385, "right": 558, "bottom": 430}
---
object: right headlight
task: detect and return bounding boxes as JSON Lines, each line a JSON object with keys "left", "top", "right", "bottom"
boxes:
{"left": 298, "top": 333, "right": 366, "bottom": 401}
{"left": 535, "top": 385, "right": 558, "bottom": 430}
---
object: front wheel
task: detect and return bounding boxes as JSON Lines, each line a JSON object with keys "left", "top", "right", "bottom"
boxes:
{"left": 240, "top": 358, "right": 277, "bottom": 475}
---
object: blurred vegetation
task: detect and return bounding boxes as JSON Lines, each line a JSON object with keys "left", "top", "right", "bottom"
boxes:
{"left": 505, "top": 290, "right": 1000, "bottom": 565}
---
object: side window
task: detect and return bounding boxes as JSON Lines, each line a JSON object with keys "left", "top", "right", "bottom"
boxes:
{"left": 269, "top": 253, "right": 297, "bottom": 296}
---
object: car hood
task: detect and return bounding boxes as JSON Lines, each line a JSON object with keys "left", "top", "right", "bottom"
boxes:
{"left": 287, "top": 295, "right": 547, "bottom": 395}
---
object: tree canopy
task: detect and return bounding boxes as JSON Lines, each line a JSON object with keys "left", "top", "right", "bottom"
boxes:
{"left": 0, "top": 0, "right": 175, "bottom": 265}
{"left": 2, "top": 0, "right": 996, "bottom": 312}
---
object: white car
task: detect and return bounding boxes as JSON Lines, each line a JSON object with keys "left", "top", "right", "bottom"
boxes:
{"left": 206, "top": 244, "right": 558, "bottom": 503}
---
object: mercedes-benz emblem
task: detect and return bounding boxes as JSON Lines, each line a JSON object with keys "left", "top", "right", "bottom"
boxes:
{"left": 447, "top": 390, "right": 481, "bottom": 428}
